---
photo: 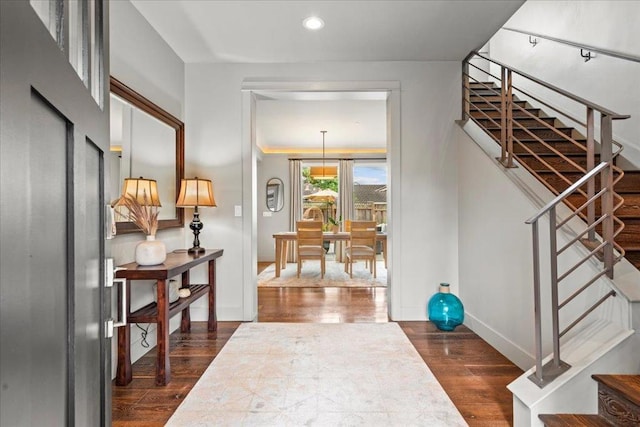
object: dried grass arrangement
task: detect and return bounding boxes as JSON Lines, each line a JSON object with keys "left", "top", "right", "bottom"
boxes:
{"left": 119, "top": 194, "right": 159, "bottom": 235}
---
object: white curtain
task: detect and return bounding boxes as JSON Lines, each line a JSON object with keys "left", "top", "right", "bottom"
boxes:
{"left": 336, "top": 159, "right": 354, "bottom": 262}
{"left": 288, "top": 159, "right": 303, "bottom": 262}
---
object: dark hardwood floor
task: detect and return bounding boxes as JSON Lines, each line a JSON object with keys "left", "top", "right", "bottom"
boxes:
{"left": 112, "top": 280, "right": 522, "bottom": 426}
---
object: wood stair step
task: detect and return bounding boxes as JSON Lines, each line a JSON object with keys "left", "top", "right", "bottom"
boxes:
{"left": 472, "top": 99, "right": 528, "bottom": 109}
{"left": 471, "top": 107, "right": 541, "bottom": 119}
{"left": 469, "top": 86, "right": 499, "bottom": 94}
{"left": 475, "top": 116, "right": 557, "bottom": 127}
{"left": 624, "top": 250, "right": 640, "bottom": 267}
{"left": 519, "top": 169, "right": 636, "bottom": 195}
{"left": 488, "top": 127, "right": 575, "bottom": 140}
{"left": 617, "top": 171, "right": 640, "bottom": 193}
{"left": 567, "top": 193, "right": 640, "bottom": 218}
{"left": 469, "top": 81, "right": 497, "bottom": 89}
{"left": 613, "top": 220, "right": 640, "bottom": 245}
{"left": 538, "top": 414, "right": 614, "bottom": 426}
{"left": 593, "top": 375, "right": 640, "bottom": 426}
{"left": 535, "top": 171, "right": 628, "bottom": 195}
{"left": 470, "top": 95, "right": 501, "bottom": 102}
{"left": 513, "top": 140, "right": 587, "bottom": 155}
{"left": 518, "top": 154, "right": 592, "bottom": 173}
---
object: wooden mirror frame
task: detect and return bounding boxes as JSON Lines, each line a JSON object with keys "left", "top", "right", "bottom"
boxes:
{"left": 110, "top": 76, "right": 185, "bottom": 234}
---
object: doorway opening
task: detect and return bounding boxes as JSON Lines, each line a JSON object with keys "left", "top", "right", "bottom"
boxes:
{"left": 244, "top": 82, "right": 400, "bottom": 322}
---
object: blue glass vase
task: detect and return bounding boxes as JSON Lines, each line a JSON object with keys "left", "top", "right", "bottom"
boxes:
{"left": 428, "top": 283, "right": 464, "bottom": 331}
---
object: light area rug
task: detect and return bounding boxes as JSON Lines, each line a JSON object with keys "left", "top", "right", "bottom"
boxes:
{"left": 166, "top": 323, "right": 467, "bottom": 426}
{"left": 258, "top": 260, "right": 387, "bottom": 288}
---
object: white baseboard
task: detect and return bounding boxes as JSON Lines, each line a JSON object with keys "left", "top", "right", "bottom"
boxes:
{"left": 464, "top": 311, "right": 535, "bottom": 370}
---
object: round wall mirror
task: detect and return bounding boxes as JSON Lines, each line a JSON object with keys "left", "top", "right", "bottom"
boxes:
{"left": 266, "top": 177, "right": 284, "bottom": 212}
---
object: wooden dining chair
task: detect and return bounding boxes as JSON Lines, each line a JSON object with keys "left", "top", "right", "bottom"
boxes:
{"left": 303, "top": 206, "right": 324, "bottom": 222}
{"left": 350, "top": 220, "right": 378, "bottom": 269}
{"left": 296, "top": 220, "right": 325, "bottom": 278}
{"left": 344, "top": 221, "right": 377, "bottom": 278}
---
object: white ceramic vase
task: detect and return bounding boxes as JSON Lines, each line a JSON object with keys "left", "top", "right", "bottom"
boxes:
{"left": 135, "top": 235, "right": 166, "bottom": 266}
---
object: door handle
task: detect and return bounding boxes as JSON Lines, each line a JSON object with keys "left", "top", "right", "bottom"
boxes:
{"left": 105, "top": 258, "right": 128, "bottom": 338}
{"left": 112, "top": 277, "right": 127, "bottom": 328}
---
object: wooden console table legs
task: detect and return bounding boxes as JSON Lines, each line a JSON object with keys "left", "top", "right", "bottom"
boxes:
{"left": 114, "top": 251, "right": 222, "bottom": 387}
{"left": 116, "top": 280, "right": 132, "bottom": 386}
{"left": 155, "top": 278, "right": 171, "bottom": 386}
{"left": 116, "top": 323, "right": 132, "bottom": 386}
{"left": 208, "top": 259, "right": 217, "bottom": 332}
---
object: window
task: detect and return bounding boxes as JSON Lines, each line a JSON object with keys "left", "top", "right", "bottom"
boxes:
{"left": 30, "top": 0, "right": 104, "bottom": 107}
{"left": 30, "top": 0, "right": 63, "bottom": 48}
{"left": 302, "top": 162, "right": 338, "bottom": 227}
{"left": 353, "top": 162, "right": 387, "bottom": 224}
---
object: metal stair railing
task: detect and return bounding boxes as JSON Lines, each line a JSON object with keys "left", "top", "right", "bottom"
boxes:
{"left": 461, "top": 51, "right": 630, "bottom": 388}
{"left": 525, "top": 162, "right": 617, "bottom": 387}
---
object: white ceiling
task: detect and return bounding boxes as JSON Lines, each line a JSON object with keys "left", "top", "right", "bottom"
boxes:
{"left": 256, "top": 93, "right": 387, "bottom": 153}
{"left": 129, "top": 0, "right": 524, "bottom": 153}
{"left": 131, "top": 0, "right": 524, "bottom": 63}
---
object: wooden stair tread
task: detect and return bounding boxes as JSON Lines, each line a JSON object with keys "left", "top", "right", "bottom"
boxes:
{"left": 483, "top": 125, "right": 573, "bottom": 131}
{"left": 470, "top": 109, "right": 541, "bottom": 119}
{"left": 618, "top": 171, "right": 640, "bottom": 192}
{"left": 593, "top": 375, "right": 640, "bottom": 425}
{"left": 538, "top": 414, "right": 614, "bottom": 426}
{"left": 514, "top": 136, "right": 585, "bottom": 142}
{"left": 469, "top": 81, "right": 496, "bottom": 86}
{"left": 517, "top": 153, "right": 590, "bottom": 160}
{"left": 591, "top": 375, "right": 640, "bottom": 406}
{"left": 567, "top": 193, "right": 640, "bottom": 218}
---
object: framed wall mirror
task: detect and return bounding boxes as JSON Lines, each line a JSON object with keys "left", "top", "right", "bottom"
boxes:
{"left": 110, "top": 76, "right": 184, "bottom": 234}
{"left": 266, "top": 177, "right": 284, "bottom": 212}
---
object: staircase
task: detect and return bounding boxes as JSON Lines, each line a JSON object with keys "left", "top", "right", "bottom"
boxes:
{"left": 462, "top": 52, "right": 639, "bottom": 426}
{"left": 468, "top": 81, "right": 640, "bottom": 271}
{"left": 539, "top": 375, "right": 640, "bottom": 426}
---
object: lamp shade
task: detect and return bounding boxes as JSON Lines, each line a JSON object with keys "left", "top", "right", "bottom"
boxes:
{"left": 309, "top": 166, "right": 338, "bottom": 179}
{"left": 119, "top": 177, "right": 161, "bottom": 206}
{"left": 176, "top": 177, "right": 217, "bottom": 207}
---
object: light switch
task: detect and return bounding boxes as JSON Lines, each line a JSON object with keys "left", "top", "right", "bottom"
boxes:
{"left": 234, "top": 205, "right": 242, "bottom": 217}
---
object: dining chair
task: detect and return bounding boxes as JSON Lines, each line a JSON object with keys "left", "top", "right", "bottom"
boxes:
{"left": 296, "top": 220, "right": 325, "bottom": 278}
{"left": 350, "top": 220, "right": 378, "bottom": 269}
{"left": 344, "top": 221, "right": 377, "bottom": 278}
{"left": 303, "top": 206, "right": 324, "bottom": 222}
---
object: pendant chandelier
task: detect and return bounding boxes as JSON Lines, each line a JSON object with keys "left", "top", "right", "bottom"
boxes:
{"left": 309, "top": 130, "right": 338, "bottom": 180}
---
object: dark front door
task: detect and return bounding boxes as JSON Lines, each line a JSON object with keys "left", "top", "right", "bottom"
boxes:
{"left": 0, "top": 1, "right": 111, "bottom": 425}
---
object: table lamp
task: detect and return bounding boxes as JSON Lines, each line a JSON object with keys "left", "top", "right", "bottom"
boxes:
{"left": 176, "top": 177, "right": 217, "bottom": 254}
{"left": 119, "top": 177, "right": 162, "bottom": 206}
{"left": 113, "top": 177, "right": 162, "bottom": 231}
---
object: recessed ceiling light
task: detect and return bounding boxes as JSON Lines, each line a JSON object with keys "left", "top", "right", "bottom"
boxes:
{"left": 303, "top": 16, "right": 324, "bottom": 31}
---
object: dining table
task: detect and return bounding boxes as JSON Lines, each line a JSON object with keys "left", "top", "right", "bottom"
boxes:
{"left": 272, "top": 231, "right": 387, "bottom": 278}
